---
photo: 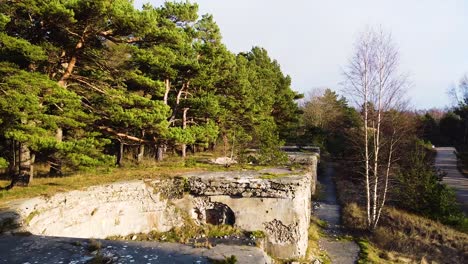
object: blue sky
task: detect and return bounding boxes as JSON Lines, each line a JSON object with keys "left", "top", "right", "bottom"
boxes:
{"left": 134, "top": 0, "right": 468, "bottom": 109}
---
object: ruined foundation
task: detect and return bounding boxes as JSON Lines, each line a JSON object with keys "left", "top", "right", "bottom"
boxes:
{"left": 0, "top": 153, "right": 318, "bottom": 259}
{"left": 181, "top": 169, "right": 313, "bottom": 258}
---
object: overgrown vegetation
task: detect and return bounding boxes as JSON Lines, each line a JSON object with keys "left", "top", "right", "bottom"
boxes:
{"left": 307, "top": 216, "right": 331, "bottom": 264}
{"left": 0, "top": 157, "right": 203, "bottom": 204}
{"left": 108, "top": 220, "right": 242, "bottom": 246}
{"left": 343, "top": 203, "right": 468, "bottom": 263}
{"left": 394, "top": 143, "right": 467, "bottom": 230}
{"left": 334, "top": 138, "right": 467, "bottom": 262}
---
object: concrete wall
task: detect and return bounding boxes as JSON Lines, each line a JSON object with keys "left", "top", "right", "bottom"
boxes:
{"left": 3, "top": 181, "right": 182, "bottom": 238}
{"left": 183, "top": 169, "right": 313, "bottom": 259}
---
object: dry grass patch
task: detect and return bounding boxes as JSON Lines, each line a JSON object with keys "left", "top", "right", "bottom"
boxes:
{"left": 305, "top": 216, "right": 331, "bottom": 264}
{"left": 0, "top": 163, "right": 204, "bottom": 205}
{"left": 343, "top": 203, "right": 468, "bottom": 264}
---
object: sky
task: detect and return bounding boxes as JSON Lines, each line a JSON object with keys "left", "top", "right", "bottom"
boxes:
{"left": 134, "top": 0, "right": 468, "bottom": 109}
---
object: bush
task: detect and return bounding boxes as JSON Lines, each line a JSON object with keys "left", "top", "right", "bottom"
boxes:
{"left": 184, "top": 157, "right": 197, "bottom": 167}
{"left": 394, "top": 144, "right": 466, "bottom": 229}
{"left": 0, "top": 157, "right": 8, "bottom": 169}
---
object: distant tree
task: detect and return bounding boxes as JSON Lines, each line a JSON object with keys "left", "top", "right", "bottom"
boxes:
{"left": 343, "top": 27, "right": 409, "bottom": 230}
{"left": 439, "top": 112, "right": 462, "bottom": 146}
{"left": 301, "top": 88, "right": 360, "bottom": 156}
{"left": 418, "top": 112, "right": 446, "bottom": 146}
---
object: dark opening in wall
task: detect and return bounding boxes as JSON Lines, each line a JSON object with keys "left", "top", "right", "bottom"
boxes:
{"left": 205, "top": 202, "right": 235, "bottom": 225}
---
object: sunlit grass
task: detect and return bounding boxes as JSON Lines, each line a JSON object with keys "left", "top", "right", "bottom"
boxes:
{"left": 0, "top": 165, "right": 203, "bottom": 205}
{"left": 0, "top": 154, "right": 219, "bottom": 204}
{"left": 342, "top": 203, "right": 468, "bottom": 263}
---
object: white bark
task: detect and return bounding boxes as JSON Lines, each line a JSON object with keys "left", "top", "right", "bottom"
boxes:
{"left": 343, "top": 26, "right": 408, "bottom": 229}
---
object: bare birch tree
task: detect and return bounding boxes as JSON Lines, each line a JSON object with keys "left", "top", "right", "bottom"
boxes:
{"left": 343, "top": 27, "right": 409, "bottom": 229}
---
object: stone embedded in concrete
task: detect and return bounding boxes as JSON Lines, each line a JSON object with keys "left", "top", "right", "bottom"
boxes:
{"left": 264, "top": 219, "right": 299, "bottom": 244}
{"left": 187, "top": 170, "right": 308, "bottom": 199}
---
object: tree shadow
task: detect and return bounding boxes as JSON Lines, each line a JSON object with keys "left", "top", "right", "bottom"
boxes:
{"left": 0, "top": 209, "right": 265, "bottom": 263}
{"left": 0, "top": 233, "right": 258, "bottom": 264}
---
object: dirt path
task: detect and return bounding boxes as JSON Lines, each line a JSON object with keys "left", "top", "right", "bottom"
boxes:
{"left": 314, "top": 163, "right": 359, "bottom": 264}
{"left": 435, "top": 147, "right": 468, "bottom": 213}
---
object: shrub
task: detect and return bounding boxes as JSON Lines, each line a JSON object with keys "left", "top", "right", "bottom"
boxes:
{"left": 394, "top": 144, "right": 466, "bottom": 229}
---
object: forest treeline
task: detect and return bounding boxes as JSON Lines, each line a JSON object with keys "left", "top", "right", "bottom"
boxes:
{"left": 420, "top": 77, "right": 468, "bottom": 168}
{"left": 0, "top": 0, "right": 302, "bottom": 185}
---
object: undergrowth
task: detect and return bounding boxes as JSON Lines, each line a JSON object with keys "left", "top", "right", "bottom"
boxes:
{"left": 108, "top": 221, "right": 242, "bottom": 246}
{"left": 343, "top": 203, "right": 468, "bottom": 263}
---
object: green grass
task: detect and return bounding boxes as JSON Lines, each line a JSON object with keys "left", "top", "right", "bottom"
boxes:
{"left": 206, "top": 224, "right": 242, "bottom": 238}
{"left": 247, "top": 230, "right": 265, "bottom": 239}
{"left": 258, "top": 172, "right": 291, "bottom": 179}
{"left": 87, "top": 239, "right": 102, "bottom": 252}
{"left": 455, "top": 151, "right": 468, "bottom": 178}
{"left": 109, "top": 222, "right": 242, "bottom": 245}
{"left": 24, "top": 210, "right": 39, "bottom": 225}
{"left": 0, "top": 151, "right": 289, "bottom": 206}
{"left": 357, "top": 239, "right": 391, "bottom": 264}
{"left": 299, "top": 216, "right": 331, "bottom": 264}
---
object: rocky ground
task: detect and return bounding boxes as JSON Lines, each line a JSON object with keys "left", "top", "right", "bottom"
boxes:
{"left": 314, "top": 163, "right": 359, "bottom": 264}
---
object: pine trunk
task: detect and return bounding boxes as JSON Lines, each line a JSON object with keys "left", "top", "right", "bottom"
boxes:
{"left": 51, "top": 38, "right": 84, "bottom": 175}
{"left": 8, "top": 139, "right": 17, "bottom": 175}
{"left": 136, "top": 130, "right": 145, "bottom": 163}
{"left": 30, "top": 153, "right": 35, "bottom": 183}
{"left": 222, "top": 133, "right": 228, "bottom": 157}
{"left": 181, "top": 108, "right": 189, "bottom": 158}
{"left": 164, "top": 79, "right": 170, "bottom": 105}
{"left": 49, "top": 128, "right": 63, "bottom": 176}
{"left": 11, "top": 142, "right": 32, "bottom": 187}
{"left": 137, "top": 144, "right": 145, "bottom": 163}
{"left": 116, "top": 141, "right": 124, "bottom": 166}
{"left": 156, "top": 144, "right": 164, "bottom": 161}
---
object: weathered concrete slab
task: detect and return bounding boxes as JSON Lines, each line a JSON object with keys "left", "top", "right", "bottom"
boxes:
{"left": 0, "top": 235, "right": 271, "bottom": 264}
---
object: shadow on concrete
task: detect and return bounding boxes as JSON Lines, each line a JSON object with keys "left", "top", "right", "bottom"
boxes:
{"left": 0, "top": 233, "right": 271, "bottom": 264}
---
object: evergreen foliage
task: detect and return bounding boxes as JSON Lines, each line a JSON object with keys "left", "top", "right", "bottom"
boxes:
{"left": 0, "top": 0, "right": 300, "bottom": 184}
{"left": 394, "top": 141, "right": 465, "bottom": 227}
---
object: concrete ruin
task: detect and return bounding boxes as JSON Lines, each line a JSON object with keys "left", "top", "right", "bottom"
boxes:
{"left": 0, "top": 153, "right": 318, "bottom": 260}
